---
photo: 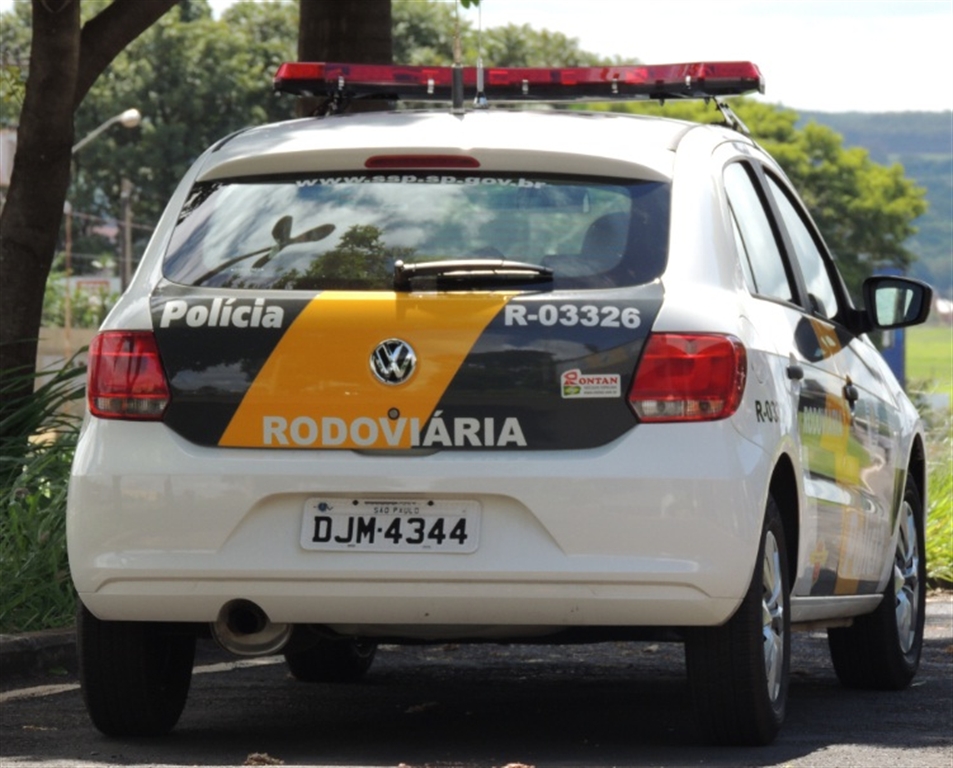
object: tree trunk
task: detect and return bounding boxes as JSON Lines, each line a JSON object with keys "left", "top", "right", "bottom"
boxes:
{"left": 298, "top": 0, "right": 392, "bottom": 62}
{"left": 0, "top": 0, "right": 81, "bottom": 392}
{"left": 0, "top": 0, "right": 177, "bottom": 488}
{"left": 297, "top": 0, "right": 393, "bottom": 116}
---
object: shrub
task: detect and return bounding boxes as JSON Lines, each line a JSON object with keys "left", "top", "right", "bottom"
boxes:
{"left": 42, "top": 273, "right": 118, "bottom": 329}
{"left": 0, "top": 358, "right": 85, "bottom": 633}
{"left": 925, "top": 414, "right": 953, "bottom": 588}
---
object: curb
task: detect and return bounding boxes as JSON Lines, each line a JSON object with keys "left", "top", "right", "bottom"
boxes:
{"left": 0, "top": 627, "right": 76, "bottom": 680}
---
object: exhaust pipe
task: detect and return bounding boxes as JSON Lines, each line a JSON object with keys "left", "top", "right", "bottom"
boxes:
{"left": 211, "top": 599, "right": 292, "bottom": 656}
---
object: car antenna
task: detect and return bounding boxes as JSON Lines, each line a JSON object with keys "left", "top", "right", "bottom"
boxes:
{"left": 473, "top": 2, "right": 487, "bottom": 109}
{"left": 452, "top": 1, "right": 465, "bottom": 114}
{"left": 714, "top": 98, "right": 751, "bottom": 135}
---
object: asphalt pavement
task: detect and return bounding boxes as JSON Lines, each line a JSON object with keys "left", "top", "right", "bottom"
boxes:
{"left": 1, "top": 595, "right": 950, "bottom": 768}
{"left": 2, "top": 592, "right": 951, "bottom": 683}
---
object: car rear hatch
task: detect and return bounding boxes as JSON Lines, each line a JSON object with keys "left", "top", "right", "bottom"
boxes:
{"left": 149, "top": 163, "right": 671, "bottom": 451}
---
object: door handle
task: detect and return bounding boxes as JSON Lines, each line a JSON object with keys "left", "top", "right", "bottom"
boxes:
{"left": 844, "top": 379, "right": 859, "bottom": 407}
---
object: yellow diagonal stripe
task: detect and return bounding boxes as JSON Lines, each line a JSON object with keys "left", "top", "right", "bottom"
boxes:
{"left": 220, "top": 291, "right": 510, "bottom": 449}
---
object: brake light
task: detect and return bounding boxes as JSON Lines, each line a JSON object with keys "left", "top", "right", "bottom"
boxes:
{"left": 629, "top": 334, "right": 746, "bottom": 422}
{"left": 87, "top": 331, "right": 170, "bottom": 420}
{"left": 274, "top": 61, "right": 764, "bottom": 102}
{"left": 365, "top": 155, "right": 480, "bottom": 169}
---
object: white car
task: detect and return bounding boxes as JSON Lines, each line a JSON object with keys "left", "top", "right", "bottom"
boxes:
{"left": 68, "top": 61, "right": 932, "bottom": 744}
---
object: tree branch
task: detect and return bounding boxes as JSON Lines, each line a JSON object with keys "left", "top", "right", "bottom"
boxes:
{"left": 74, "top": 0, "right": 178, "bottom": 109}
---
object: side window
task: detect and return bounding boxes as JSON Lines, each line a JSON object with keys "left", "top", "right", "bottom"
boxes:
{"left": 765, "top": 175, "right": 840, "bottom": 320}
{"left": 729, "top": 211, "right": 758, "bottom": 292}
{"left": 723, "top": 162, "right": 794, "bottom": 303}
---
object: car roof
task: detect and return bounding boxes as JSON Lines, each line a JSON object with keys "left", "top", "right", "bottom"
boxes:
{"left": 195, "top": 109, "right": 727, "bottom": 184}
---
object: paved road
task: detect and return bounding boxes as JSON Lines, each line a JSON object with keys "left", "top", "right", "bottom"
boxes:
{"left": 1, "top": 595, "right": 951, "bottom": 768}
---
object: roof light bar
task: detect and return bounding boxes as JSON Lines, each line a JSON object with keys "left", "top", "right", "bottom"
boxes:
{"left": 274, "top": 61, "right": 764, "bottom": 103}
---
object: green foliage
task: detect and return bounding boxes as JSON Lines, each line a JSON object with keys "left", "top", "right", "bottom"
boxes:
{"left": 799, "top": 111, "right": 953, "bottom": 299}
{"left": 0, "top": 0, "right": 299, "bottom": 231}
{"left": 0, "top": 1, "right": 298, "bottom": 297}
{"left": 0, "top": 0, "right": 29, "bottom": 127}
{"left": 907, "top": 324, "right": 953, "bottom": 402}
{"left": 393, "top": 0, "right": 460, "bottom": 64}
{"left": 274, "top": 224, "right": 413, "bottom": 290}
{"left": 42, "top": 273, "right": 118, "bottom": 329}
{"left": 0, "top": 360, "right": 85, "bottom": 633}
{"left": 69, "top": 0, "right": 298, "bottom": 228}
{"left": 903, "top": 154, "right": 952, "bottom": 297}
{"left": 773, "top": 122, "right": 925, "bottom": 298}
{"left": 798, "top": 111, "right": 953, "bottom": 159}
{"left": 925, "top": 414, "right": 952, "bottom": 587}
{"left": 907, "top": 325, "right": 952, "bottom": 585}
{"left": 393, "top": 0, "right": 632, "bottom": 67}
{"left": 310, "top": 224, "right": 398, "bottom": 288}
{"left": 0, "top": 64, "right": 25, "bottom": 124}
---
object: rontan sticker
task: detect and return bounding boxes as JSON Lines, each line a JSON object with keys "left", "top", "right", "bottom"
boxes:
{"left": 561, "top": 369, "right": 621, "bottom": 399}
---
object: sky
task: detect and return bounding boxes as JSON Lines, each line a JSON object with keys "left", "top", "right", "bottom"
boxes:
{"left": 2, "top": 0, "right": 951, "bottom": 113}
{"left": 460, "top": 0, "right": 953, "bottom": 113}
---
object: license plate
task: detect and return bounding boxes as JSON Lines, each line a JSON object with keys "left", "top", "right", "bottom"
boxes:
{"left": 300, "top": 498, "right": 481, "bottom": 553}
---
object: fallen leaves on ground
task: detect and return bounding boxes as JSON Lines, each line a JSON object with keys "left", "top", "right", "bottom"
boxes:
{"left": 244, "top": 753, "right": 284, "bottom": 766}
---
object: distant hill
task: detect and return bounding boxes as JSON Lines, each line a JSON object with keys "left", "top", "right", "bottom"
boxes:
{"left": 797, "top": 111, "right": 952, "bottom": 298}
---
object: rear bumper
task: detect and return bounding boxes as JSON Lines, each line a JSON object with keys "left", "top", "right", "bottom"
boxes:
{"left": 68, "top": 417, "right": 771, "bottom": 630}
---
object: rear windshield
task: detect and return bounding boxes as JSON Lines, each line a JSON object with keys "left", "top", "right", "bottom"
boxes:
{"left": 163, "top": 172, "right": 670, "bottom": 290}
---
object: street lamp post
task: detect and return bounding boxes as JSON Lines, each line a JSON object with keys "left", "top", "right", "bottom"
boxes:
{"left": 120, "top": 177, "right": 134, "bottom": 289}
{"left": 71, "top": 108, "right": 141, "bottom": 154}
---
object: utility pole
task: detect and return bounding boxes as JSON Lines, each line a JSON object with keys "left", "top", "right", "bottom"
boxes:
{"left": 63, "top": 201, "right": 72, "bottom": 357}
{"left": 121, "top": 177, "right": 133, "bottom": 290}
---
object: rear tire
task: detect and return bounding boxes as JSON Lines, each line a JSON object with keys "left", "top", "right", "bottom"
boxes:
{"left": 685, "top": 496, "right": 790, "bottom": 745}
{"left": 77, "top": 602, "right": 195, "bottom": 736}
{"left": 828, "top": 478, "right": 925, "bottom": 689}
{"left": 284, "top": 639, "right": 377, "bottom": 683}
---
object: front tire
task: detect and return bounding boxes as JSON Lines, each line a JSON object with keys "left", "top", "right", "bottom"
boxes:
{"left": 828, "top": 478, "right": 926, "bottom": 689}
{"left": 686, "top": 496, "right": 790, "bottom": 745}
{"left": 284, "top": 639, "right": 377, "bottom": 683}
{"left": 77, "top": 603, "right": 195, "bottom": 736}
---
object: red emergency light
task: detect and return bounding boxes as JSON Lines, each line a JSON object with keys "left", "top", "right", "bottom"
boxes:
{"left": 273, "top": 61, "right": 764, "bottom": 103}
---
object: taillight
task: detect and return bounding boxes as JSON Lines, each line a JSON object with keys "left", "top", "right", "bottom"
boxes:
{"left": 87, "top": 331, "right": 170, "bottom": 420}
{"left": 628, "top": 334, "right": 746, "bottom": 422}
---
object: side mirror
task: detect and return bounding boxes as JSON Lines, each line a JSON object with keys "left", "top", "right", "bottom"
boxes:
{"left": 862, "top": 276, "right": 933, "bottom": 330}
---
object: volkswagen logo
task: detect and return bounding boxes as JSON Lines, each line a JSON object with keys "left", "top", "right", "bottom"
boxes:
{"left": 370, "top": 339, "right": 416, "bottom": 385}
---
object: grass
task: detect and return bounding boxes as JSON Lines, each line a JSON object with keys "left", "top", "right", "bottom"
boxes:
{"left": 907, "top": 324, "right": 953, "bottom": 403}
{"left": 907, "top": 322, "right": 952, "bottom": 586}
{"left": 925, "top": 414, "right": 952, "bottom": 587}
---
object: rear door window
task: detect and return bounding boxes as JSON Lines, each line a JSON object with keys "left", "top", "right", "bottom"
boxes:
{"left": 163, "top": 173, "right": 670, "bottom": 290}
{"left": 764, "top": 175, "right": 841, "bottom": 320}
{"left": 723, "top": 162, "right": 795, "bottom": 304}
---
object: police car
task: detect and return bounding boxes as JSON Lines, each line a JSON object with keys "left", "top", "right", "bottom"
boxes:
{"left": 68, "top": 61, "right": 933, "bottom": 744}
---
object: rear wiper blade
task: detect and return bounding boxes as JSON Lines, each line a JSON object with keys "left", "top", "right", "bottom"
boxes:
{"left": 394, "top": 259, "right": 553, "bottom": 292}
